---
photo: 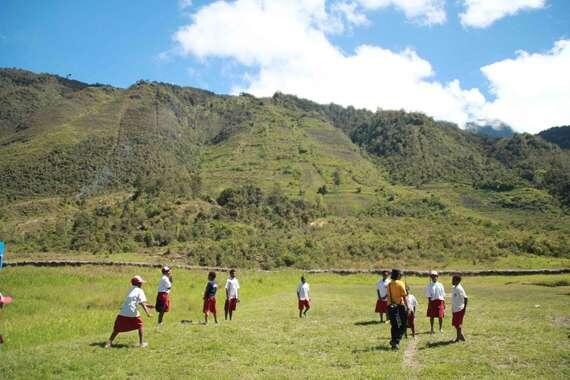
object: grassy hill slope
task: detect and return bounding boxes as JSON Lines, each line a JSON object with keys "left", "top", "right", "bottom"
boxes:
{"left": 0, "top": 69, "right": 569, "bottom": 268}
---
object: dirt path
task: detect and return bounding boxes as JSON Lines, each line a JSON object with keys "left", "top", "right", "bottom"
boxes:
{"left": 403, "top": 336, "right": 420, "bottom": 377}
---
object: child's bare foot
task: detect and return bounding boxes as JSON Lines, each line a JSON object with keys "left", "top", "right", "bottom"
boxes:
{"left": 140, "top": 342, "right": 148, "bottom": 348}
{"left": 104, "top": 341, "right": 112, "bottom": 348}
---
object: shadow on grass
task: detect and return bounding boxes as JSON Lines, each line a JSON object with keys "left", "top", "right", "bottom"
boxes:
{"left": 352, "top": 345, "right": 394, "bottom": 353}
{"left": 180, "top": 320, "right": 206, "bottom": 325}
{"left": 418, "top": 340, "right": 456, "bottom": 350}
{"left": 89, "top": 342, "right": 129, "bottom": 349}
{"left": 354, "top": 320, "right": 384, "bottom": 326}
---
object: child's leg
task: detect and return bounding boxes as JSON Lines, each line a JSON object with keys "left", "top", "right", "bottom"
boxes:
{"left": 304, "top": 304, "right": 310, "bottom": 316}
{"left": 438, "top": 317, "right": 443, "bottom": 332}
{"left": 138, "top": 327, "right": 144, "bottom": 345}
{"left": 158, "top": 311, "right": 164, "bottom": 324}
{"left": 229, "top": 308, "right": 233, "bottom": 320}
{"left": 430, "top": 317, "right": 435, "bottom": 333}
{"left": 204, "top": 312, "right": 208, "bottom": 324}
{"left": 106, "top": 330, "right": 119, "bottom": 347}
{"left": 458, "top": 326, "right": 465, "bottom": 341}
{"left": 213, "top": 312, "right": 218, "bottom": 323}
{"left": 379, "top": 312, "right": 384, "bottom": 322}
{"left": 225, "top": 301, "right": 229, "bottom": 320}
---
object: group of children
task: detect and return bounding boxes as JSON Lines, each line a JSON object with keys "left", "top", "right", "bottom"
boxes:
{"left": 376, "top": 269, "right": 468, "bottom": 349}
{"left": 2, "top": 267, "right": 466, "bottom": 350}
{"left": 104, "top": 267, "right": 466, "bottom": 349}
{"left": 105, "top": 267, "right": 241, "bottom": 348}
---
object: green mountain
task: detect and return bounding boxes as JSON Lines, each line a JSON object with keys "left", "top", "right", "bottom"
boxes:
{"left": 1, "top": 68, "right": 569, "bottom": 268}
{"left": 538, "top": 125, "right": 570, "bottom": 150}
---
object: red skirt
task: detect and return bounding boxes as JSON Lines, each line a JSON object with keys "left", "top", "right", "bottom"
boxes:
{"left": 452, "top": 309, "right": 465, "bottom": 328}
{"left": 113, "top": 315, "right": 143, "bottom": 332}
{"left": 427, "top": 299, "right": 445, "bottom": 318}
{"left": 155, "top": 292, "right": 171, "bottom": 313}
{"left": 375, "top": 299, "right": 388, "bottom": 313}
{"left": 298, "top": 299, "right": 310, "bottom": 310}
{"left": 225, "top": 298, "right": 238, "bottom": 311}
{"left": 407, "top": 311, "right": 415, "bottom": 330}
{"left": 203, "top": 297, "right": 217, "bottom": 314}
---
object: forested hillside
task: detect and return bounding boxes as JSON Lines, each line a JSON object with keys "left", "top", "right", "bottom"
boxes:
{"left": 1, "top": 68, "right": 569, "bottom": 268}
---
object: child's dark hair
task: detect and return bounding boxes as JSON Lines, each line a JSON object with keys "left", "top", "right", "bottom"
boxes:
{"left": 208, "top": 271, "right": 216, "bottom": 280}
{"left": 390, "top": 269, "right": 402, "bottom": 280}
{"left": 452, "top": 274, "right": 462, "bottom": 282}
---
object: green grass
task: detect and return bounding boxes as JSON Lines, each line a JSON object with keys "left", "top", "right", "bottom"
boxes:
{"left": 1, "top": 267, "right": 569, "bottom": 378}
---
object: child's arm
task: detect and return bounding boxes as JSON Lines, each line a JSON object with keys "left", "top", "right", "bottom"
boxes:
{"left": 141, "top": 302, "right": 153, "bottom": 317}
{"left": 377, "top": 288, "right": 381, "bottom": 299}
{"left": 463, "top": 297, "right": 468, "bottom": 312}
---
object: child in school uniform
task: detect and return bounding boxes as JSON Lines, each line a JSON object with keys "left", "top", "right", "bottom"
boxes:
{"left": 155, "top": 266, "right": 173, "bottom": 326}
{"left": 0, "top": 291, "right": 14, "bottom": 347}
{"left": 297, "top": 276, "right": 310, "bottom": 318}
{"left": 405, "top": 285, "right": 418, "bottom": 338}
{"left": 224, "top": 269, "right": 240, "bottom": 321}
{"left": 451, "top": 275, "right": 468, "bottom": 342}
{"left": 203, "top": 271, "right": 218, "bottom": 324}
{"left": 425, "top": 270, "right": 446, "bottom": 334}
{"left": 375, "top": 270, "right": 390, "bottom": 323}
{"left": 106, "top": 275, "right": 153, "bottom": 348}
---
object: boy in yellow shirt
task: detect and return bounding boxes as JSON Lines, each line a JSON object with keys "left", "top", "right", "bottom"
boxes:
{"left": 386, "top": 269, "right": 408, "bottom": 350}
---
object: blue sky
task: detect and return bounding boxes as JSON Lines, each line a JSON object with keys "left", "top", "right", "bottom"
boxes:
{"left": 1, "top": 0, "right": 569, "bottom": 132}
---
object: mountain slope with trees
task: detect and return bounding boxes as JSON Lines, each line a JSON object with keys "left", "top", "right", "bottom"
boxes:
{"left": 0, "top": 68, "right": 569, "bottom": 268}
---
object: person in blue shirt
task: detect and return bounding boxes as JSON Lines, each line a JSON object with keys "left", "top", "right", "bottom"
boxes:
{"left": 203, "top": 271, "right": 218, "bottom": 324}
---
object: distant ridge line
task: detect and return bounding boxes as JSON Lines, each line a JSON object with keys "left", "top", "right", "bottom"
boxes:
{"left": 3, "top": 260, "right": 570, "bottom": 276}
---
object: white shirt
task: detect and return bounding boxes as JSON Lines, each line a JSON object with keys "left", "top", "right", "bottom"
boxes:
{"left": 376, "top": 279, "right": 390, "bottom": 299}
{"left": 158, "top": 275, "right": 172, "bottom": 293}
{"left": 406, "top": 294, "right": 418, "bottom": 311}
{"left": 298, "top": 282, "right": 310, "bottom": 300}
{"left": 225, "top": 277, "right": 240, "bottom": 299}
{"left": 119, "top": 286, "right": 147, "bottom": 317}
{"left": 425, "top": 281, "right": 445, "bottom": 300}
{"left": 452, "top": 284, "right": 468, "bottom": 312}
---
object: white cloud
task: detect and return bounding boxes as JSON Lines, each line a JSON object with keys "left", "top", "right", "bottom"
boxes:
{"left": 459, "top": 0, "right": 546, "bottom": 28}
{"left": 331, "top": 1, "right": 370, "bottom": 27}
{"left": 174, "top": 0, "right": 483, "bottom": 127}
{"left": 172, "top": 1, "right": 570, "bottom": 133}
{"left": 356, "top": 0, "right": 446, "bottom": 25}
{"left": 480, "top": 39, "right": 570, "bottom": 134}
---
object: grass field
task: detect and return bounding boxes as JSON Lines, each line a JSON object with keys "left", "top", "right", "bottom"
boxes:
{"left": 0, "top": 266, "right": 569, "bottom": 379}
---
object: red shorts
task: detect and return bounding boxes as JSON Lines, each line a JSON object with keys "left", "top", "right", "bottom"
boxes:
{"left": 225, "top": 298, "right": 238, "bottom": 311}
{"left": 452, "top": 309, "right": 465, "bottom": 328}
{"left": 298, "top": 299, "right": 310, "bottom": 310}
{"left": 407, "top": 311, "right": 415, "bottom": 330}
{"left": 375, "top": 299, "right": 388, "bottom": 313}
{"left": 155, "top": 292, "right": 171, "bottom": 313}
{"left": 203, "top": 297, "right": 216, "bottom": 314}
{"left": 427, "top": 299, "right": 445, "bottom": 318}
{"left": 113, "top": 315, "right": 143, "bottom": 332}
